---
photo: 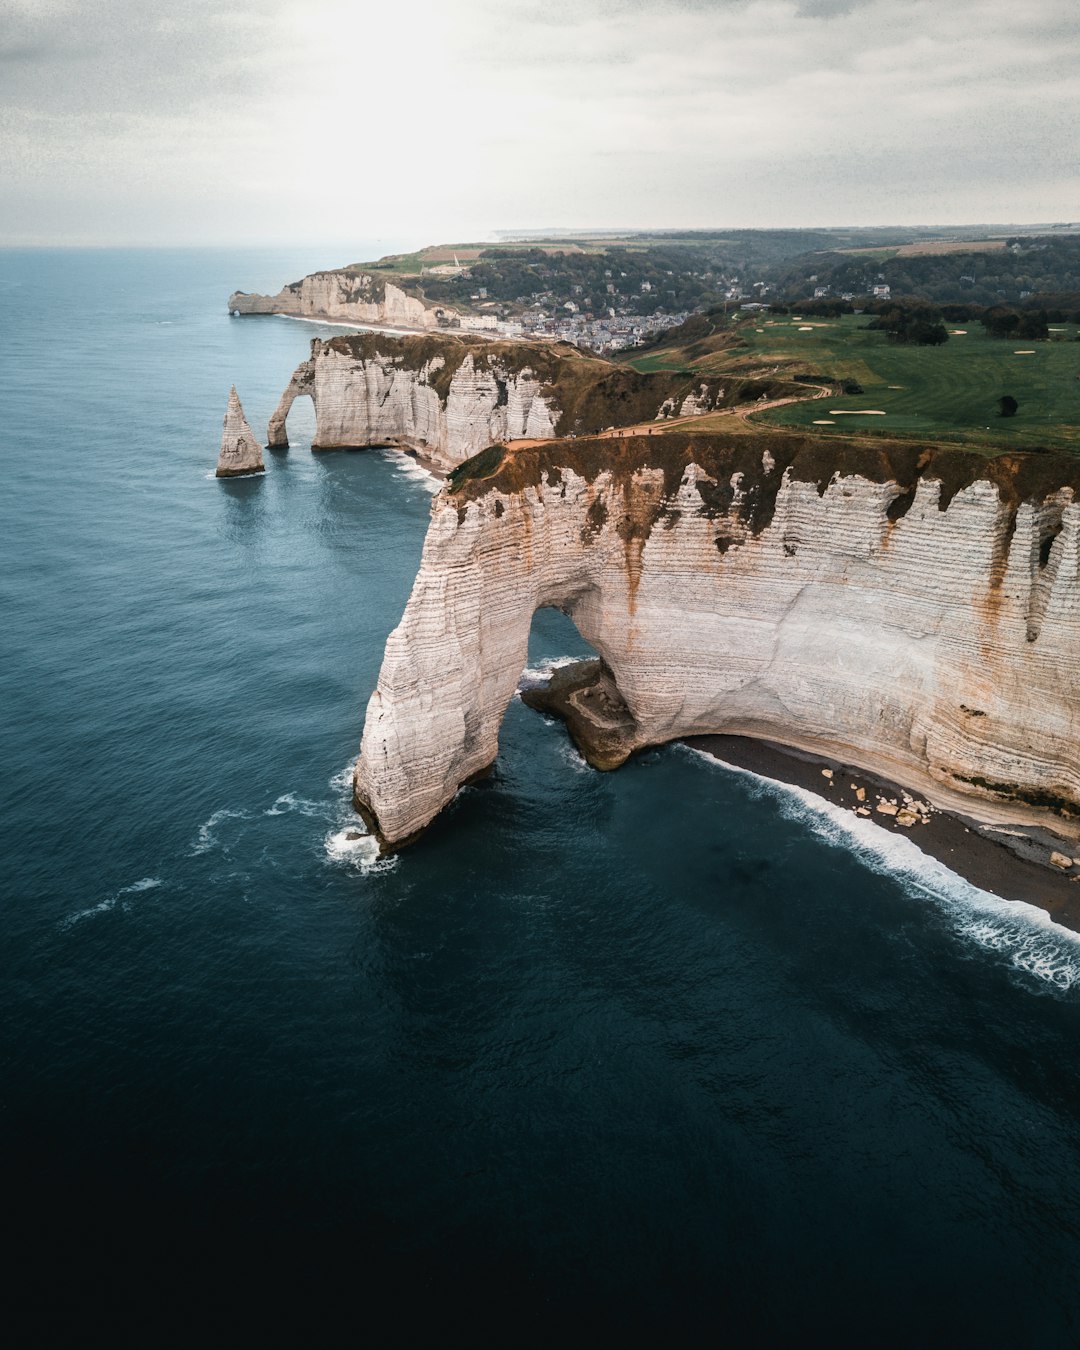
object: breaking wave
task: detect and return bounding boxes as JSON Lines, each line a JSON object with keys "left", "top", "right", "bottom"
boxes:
{"left": 329, "top": 759, "right": 358, "bottom": 793}
{"left": 518, "top": 654, "right": 583, "bottom": 692}
{"left": 322, "top": 758, "right": 398, "bottom": 874}
{"left": 376, "top": 447, "right": 441, "bottom": 493}
{"left": 190, "top": 808, "right": 252, "bottom": 855}
{"left": 558, "top": 742, "right": 592, "bottom": 775}
{"left": 682, "top": 745, "right": 1080, "bottom": 995}
{"left": 323, "top": 827, "right": 397, "bottom": 874}
{"left": 264, "top": 792, "right": 329, "bottom": 819}
{"left": 62, "top": 876, "right": 163, "bottom": 929}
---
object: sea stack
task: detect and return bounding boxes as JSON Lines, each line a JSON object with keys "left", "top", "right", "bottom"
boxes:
{"left": 216, "top": 387, "right": 265, "bottom": 478}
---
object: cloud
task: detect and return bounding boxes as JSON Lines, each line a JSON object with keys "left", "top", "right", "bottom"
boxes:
{"left": 795, "top": 0, "right": 860, "bottom": 16}
{"left": 0, "top": 0, "right": 1078, "bottom": 243}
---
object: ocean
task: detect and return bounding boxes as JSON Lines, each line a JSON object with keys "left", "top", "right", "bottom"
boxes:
{"left": 3, "top": 247, "right": 1080, "bottom": 1343}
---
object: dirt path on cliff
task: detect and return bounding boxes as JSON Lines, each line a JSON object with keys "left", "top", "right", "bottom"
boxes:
{"left": 503, "top": 383, "right": 830, "bottom": 451}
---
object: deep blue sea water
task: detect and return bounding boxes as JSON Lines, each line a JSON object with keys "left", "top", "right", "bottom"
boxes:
{"left": 4, "top": 248, "right": 1080, "bottom": 1344}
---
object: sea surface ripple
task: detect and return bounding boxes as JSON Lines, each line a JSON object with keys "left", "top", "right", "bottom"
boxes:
{"left": 2, "top": 247, "right": 1080, "bottom": 1342}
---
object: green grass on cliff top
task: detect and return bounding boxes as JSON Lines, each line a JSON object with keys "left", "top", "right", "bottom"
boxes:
{"left": 632, "top": 314, "right": 1080, "bottom": 452}
{"left": 348, "top": 240, "right": 614, "bottom": 275}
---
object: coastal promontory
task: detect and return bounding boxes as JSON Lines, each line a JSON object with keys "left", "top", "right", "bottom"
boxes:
{"left": 266, "top": 331, "right": 757, "bottom": 471}
{"left": 353, "top": 431, "right": 1080, "bottom": 854}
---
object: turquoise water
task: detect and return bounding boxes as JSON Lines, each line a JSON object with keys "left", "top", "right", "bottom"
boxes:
{"left": 3, "top": 248, "right": 1080, "bottom": 1342}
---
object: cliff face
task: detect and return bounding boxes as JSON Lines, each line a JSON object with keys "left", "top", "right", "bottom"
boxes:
{"left": 216, "top": 387, "right": 264, "bottom": 477}
{"left": 267, "top": 332, "right": 728, "bottom": 470}
{"left": 228, "top": 272, "right": 448, "bottom": 329}
{"left": 353, "top": 432, "right": 1080, "bottom": 849}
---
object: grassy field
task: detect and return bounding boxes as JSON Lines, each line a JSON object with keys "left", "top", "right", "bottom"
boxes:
{"left": 632, "top": 314, "right": 1080, "bottom": 452}
{"left": 348, "top": 240, "right": 613, "bottom": 275}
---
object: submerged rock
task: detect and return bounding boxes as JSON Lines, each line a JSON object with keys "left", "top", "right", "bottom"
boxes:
{"left": 216, "top": 387, "right": 265, "bottom": 478}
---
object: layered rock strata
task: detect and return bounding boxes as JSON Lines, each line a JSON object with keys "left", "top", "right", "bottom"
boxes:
{"left": 354, "top": 432, "right": 1080, "bottom": 850}
{"left": 268, "top": 332, "right": 729, "bottom": 469}
{"left": 216, "top": 387, "right": 264, "bottom": 478}
{"left": 229, "top": 271, "right": 450, "bottom": 329}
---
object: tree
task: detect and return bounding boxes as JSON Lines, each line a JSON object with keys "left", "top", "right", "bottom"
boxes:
{"left": 998, "top": 395, "right": 1019, "bottom": 417}
{"left": 867, "top": 301, "right": 949, "bottom": 345}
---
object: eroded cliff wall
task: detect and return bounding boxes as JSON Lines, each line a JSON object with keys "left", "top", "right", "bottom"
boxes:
{"left": 229, "top": 272, "right": 449, "bottom": 329}
{"left": 268, "top": 333, "right": 730, "bottom": 470}
{"left": 354, "top": 433, "right": 1080, "bottom": 849}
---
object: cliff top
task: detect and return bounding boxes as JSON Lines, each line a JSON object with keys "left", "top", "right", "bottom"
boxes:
{"left": 448, "top": 429, "right": 1080, "bottom": 533}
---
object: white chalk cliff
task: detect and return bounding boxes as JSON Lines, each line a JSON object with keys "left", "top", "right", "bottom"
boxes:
{"left": 353, "top": 433, "right": 1080, "bottom": 850}
{"left": 267, "top": 333, "right": 726, "bottom": 471}
{"left": 216, "top": 387, "right": 264, "bottom": 478}
{"left": 228, "top": 271, "right": 452, "bottom": 329}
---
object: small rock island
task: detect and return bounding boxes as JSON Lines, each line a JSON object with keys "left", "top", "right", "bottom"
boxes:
{"left": 216, "top": 387, "right": 265, "bottom": 478}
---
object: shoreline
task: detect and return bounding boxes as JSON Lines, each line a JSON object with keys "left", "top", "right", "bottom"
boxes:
{"left": 519, "top": 663, "right": 1080, "bottom": 931}
{"left": 685, "top": 734, "right": 1080, "bottom": 933}
{"left": 272, "top": 313, "right": 510, "bottom": 342}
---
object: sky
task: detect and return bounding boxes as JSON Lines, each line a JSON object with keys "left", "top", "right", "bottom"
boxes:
{"left": 1, "top": 0, "right": 1078, "bottom": 246}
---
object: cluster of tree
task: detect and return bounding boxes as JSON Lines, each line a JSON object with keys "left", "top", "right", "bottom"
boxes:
{"left": 412, "top": 229, "right": 1001, "bottom": 321}
{"left": 632, "top": 305, "right": 730, "bottom": 351}
{"left": 417, "top": 246, "right": 726, "bottom": 318}
{"left": 765, "top": 236, "right": 1080, "bottom": 307}
{"left": 1027, "top": 293, "right": 1080, "bottom": 323}
{"left": 770, "top": 299, "right": 856, "bottom": 317}
{"left": 979, "top": 307, "right": 1049, "bottom": 340}
{"left": 864, "top": 301, "right": 949, "bottom": 346}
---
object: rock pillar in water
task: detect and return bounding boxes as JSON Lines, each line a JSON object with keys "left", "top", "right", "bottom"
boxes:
{"left": 216, "top": 387, "right": 265, "bottom": 477}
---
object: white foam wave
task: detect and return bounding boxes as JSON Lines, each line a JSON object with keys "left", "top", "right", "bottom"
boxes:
{"left": 277, "top": 315, "right": 426, "bottom": 336}
{"left": 324, "top": 827, "right": 398, "bottom": 874}
{"left": 276, "top": 314, "right": 502, "bottom": 343}
{"left": 681, "top": 745, "right": 1080, "bottom": 995}
{"left": 375, "top": 447, "right": 442, "bottom": 493}
{"left": 518, "top": 654, "right": 582, "bottom": 692}
{"left": 190, "top": 808, "right": 251, "bottom": 855}
{"left": 559, "top": 741, "right": 592, "bottom": 774}
{"left": 62, "top": 877, "right": 163, "bottom": 929}
{"left": 329, "top": 758, "right": 358, "bottom": 793}
{"left": 264, "top": 792, "right": 330, "bottom": 819}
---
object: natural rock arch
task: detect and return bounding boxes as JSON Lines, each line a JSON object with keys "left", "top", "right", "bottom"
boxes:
{"left": 267, "top": 359, "right": 315, "bottom": 449}
{"left": 353, "top": 433, "right": 1080, "bottom": 852}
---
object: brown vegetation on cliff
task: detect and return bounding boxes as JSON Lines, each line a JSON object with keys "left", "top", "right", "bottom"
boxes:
{"left": 450, "top": 428, "right": 1080, "bottom": 561}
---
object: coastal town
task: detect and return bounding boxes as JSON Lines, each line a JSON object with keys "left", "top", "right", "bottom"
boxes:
{"left": 437, "top": 300, "right": 695, "bottom": 353}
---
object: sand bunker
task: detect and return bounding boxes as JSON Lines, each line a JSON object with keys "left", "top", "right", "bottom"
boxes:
{"left": 798, "top": 326, "right": 813, "bottom": 331}
{"left": 1014, "top": 350, "right": 1036, "bottom": 355}
{"left": 951, "top": 329, "right": 967, "bottom": 335}
{"left": 812, "top": 419, "right": 836, "bottom": 425}
{"left": 888, "top": 385, "right": 904, "bottom": 389}
{"left": 830, "top": 409, "right": 886, "bottom": 416}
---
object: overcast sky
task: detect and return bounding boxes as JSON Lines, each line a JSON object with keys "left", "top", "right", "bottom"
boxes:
{"left": 2, "top": 0, "right": 1078, "bottom": 245}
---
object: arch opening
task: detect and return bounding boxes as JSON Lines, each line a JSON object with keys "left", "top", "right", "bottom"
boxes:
{"left": 518, "top": 603, "right": 640, "bottom": 772}
{"left": 267, "top": 361, "right": 316, "bottom": 449}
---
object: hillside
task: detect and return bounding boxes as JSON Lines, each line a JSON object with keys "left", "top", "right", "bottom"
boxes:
{"left": 626, "top": 311, "right": 1080, "bottom": 452}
